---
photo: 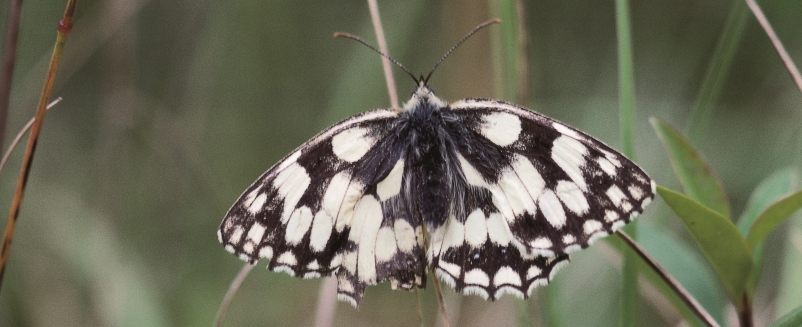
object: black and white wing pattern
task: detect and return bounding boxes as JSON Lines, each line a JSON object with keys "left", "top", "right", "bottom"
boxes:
{"left": 218, "top": 108, "right": 430, "bottom": 306}
{"left": 219, "top": 84, "right": 655, "bottom": 306}
{"left": 426, "top": 97, "right": 654, "bottom": 299}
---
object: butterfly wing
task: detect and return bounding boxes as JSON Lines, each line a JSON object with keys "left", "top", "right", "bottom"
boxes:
{"left": 426, "top": 98, "right": 654, "bottom": 299}
{"left": 218, "top": 108, "right": 428, "bottom": 306}
{"left": 447, "top": 98, "right": 655, "bottom": 256}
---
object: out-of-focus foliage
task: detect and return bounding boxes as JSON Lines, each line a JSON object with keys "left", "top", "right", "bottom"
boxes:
{"left": 0, "top": 1, "right": 800, "bottom": 326}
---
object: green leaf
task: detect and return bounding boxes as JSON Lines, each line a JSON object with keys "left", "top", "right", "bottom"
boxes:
{"left": 657, "top": 186, "right": 753, "bottom": 306}
{"left": 736, "top": 169, "right": 798, "bottom": 295}
{"left": 737, "top": 169, "right": 798, "bottom": 236}
{"left": 745, "top": 190, "right": 802, "bottom": 251}
{"left": 650, "top": 118, "right": 731, "bottom": 218}
{"left": 771, "top": 305, "right": 802, "bottom": 327}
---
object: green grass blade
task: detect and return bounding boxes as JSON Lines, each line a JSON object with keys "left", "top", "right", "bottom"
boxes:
{"left": 657, "top": 186, "right": 753, "bottom": 306}
{"left": 650, "top": 117, "right": 731, "bottom": 218}
{"left": 770, "top": 305, "right": 802, "bottom": 327}
{"left": 745, "top": 190, "right": 802, "bottom": 250}
{"left": 614, "top": 0, "right": 638, "bottom": 324}
{"left": 686, "top": 1, "right": 749, "bottom": 141}
{"left": 489, "top": 0, "right": 519, "bottom": 103}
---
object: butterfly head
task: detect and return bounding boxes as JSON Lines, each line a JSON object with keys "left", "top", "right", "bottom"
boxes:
{"left": 402, "top": 80, "right": 447, "bottom": 112}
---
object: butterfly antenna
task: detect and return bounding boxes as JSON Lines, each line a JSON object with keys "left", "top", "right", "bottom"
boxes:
{"left": 424, "top": 18, "right": 501, "bottom": 84}
{"left": 334, "top": 32, "right": 419, "bottom": 84}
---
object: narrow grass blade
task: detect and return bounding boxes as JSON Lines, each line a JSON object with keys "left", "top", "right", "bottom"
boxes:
{"left": 651, "top": 118, "right": 731, "bottom": 218}
{"left": 614, "top": 0, "right": 639, "bottom": 325}
{"left": 657, "top": 186, "right": 753, "bottom": 306}
{"left": 686, "top": 1, "right": 748, "bottom": 141}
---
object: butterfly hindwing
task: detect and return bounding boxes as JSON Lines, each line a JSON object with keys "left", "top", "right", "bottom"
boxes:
{"left": 448, "top": 99, "right": 655, "bottom": 257}
{"left": 428, "top": 185, "right": 571, "bottom": 300}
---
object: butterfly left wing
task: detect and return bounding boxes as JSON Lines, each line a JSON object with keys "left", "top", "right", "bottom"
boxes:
{"left": 218, "top": 108, "right": 429, "bottom": 306}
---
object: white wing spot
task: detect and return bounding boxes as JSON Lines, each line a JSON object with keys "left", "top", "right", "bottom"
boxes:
{"left": 442, "top": 216, "right": 465, "bottom": 250}
{"left": 464, "top": 209, "right": 488, "bottom": 248}
{"left": 352, "top": 195, "right": 383, "bottom": 283}
{"left": 375, "top": 227, "right": 398, "bottom": 263}
{"left": 606, "top": 185, "right": 628, "bottom": 207}
{"left": 556, "top": 180, "right": 589, "bottom": 215}
{"left": 464, "top": 269, "right": 490, "bottom": 286}
{"left": 530, "top": 237, "right": 552, "bottom": 249}
{"left": 258, "top": 246, "right": 273, "bottom": 259}
{"left": 498, "top": 168, "right": 536, "bottom": 217}
{"left": 596, "top": 157, "right": 617, "bottom": 176}
{"left": 493, "top": 266, "right": 522, "bottom": 286}
{"left": 539, "top": 190, "right": 566, "bottom": 228}
{"left": 458, "top": 154, "right": 486, "bottom": 187}
{"left": 583, "top": 220, "right": 603, "bottom": 235}
{"left": 285, "top": 206, "right": 313, "bottom": 245}
{"left": 342, "top": 251, "right": 357, "bottom": 274}
{"left": 246, "top": 222, "right": 267, "bottom": 245}
{"left": 438, "top": 260, "right": 461, "bottom": 278}
{"left": 562, "top": 234, "right": 576, "bottom": 244}
{"left": 641, "top": 196, "right": 652, "bottom": 209}
{"left": 394, "top": 219, "right": 417, "bottom": 253}
{"left": 229, "top": 226, "right": 244, "bottom": 245}
{"left": 331, "top": 127, "right": 376, "bottom": 162}
{"left": 480, "top": 112, "right": 522, "bottom": 146}
{"left": 277, "top": 251, "right": 297, "bottom": 265}
{"left": 628, "top": 185, "right": 644, "bottom": 200}
{"left": 306, "top": 260, "right": 320, "bottom": 270}
{"left": 309, "top": 210, "right": 334, "bottom": 252}
{"left": 246, "top": 193, "right": 267, "bottom": 215}
{"left": 273, "top": 163, "right": 311, "bottom": 221}
{"left": 486, "top": 213, "right": 512, "bottom": 246}
{"left": 376, "top": 159, "right": 404, "bottom": 201}
{"left": 551, "top": 136, "right": 588, "bottom": 191}
{"left": 605, "top": 210, "right": 620, "bottom": 222}
{"left": 526, "top": 266, "right": 542, "bottom": 280}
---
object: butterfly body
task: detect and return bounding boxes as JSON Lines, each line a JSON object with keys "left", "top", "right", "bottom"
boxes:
{"left": 218, "top": 83, "right": 654, "bottom": 306}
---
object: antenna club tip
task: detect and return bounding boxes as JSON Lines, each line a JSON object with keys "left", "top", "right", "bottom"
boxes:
{"left": 333, "top": 32, "right": 344, "bottom": 38}
{"left": 491, "top": 18, "right": 501, "bottom": 24}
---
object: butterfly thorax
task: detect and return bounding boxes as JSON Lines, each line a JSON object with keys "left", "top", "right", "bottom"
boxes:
{"left": 396, "top": 88, "right": 462, "bottom": 234}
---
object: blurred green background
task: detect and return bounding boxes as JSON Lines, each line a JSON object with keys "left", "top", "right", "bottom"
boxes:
{"left": 0, "top": 0, "right": 800, "bottom": 326}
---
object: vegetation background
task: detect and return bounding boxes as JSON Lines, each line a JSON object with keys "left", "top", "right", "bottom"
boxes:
{"left": 0, "top": 0, "right": 799, "bottom": 326}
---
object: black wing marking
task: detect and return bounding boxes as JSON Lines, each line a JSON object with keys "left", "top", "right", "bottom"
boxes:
{"left": 428, "top": 185, "right": 570, "bottom": 300}
{"left": 446, "top": 99, "right": 655, "bottom": 257}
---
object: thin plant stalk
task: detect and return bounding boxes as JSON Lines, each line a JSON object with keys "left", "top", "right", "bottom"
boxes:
{"left": 214, "top": 263, "right": 255, "bottom": 327}
{"left": 0, "top": 0, "right": 77, "bottom": 292}
{"left": 314, "top": 277, "right": 338, "bottom": 327}
{"left": 368, "top": 0, "right": 398, "bottom": 109}
{"left": 0, "top": 98, "right": 62, "bottom": 174}
{"left": 0, "top": 0, "right": 24, "bottom": 149}
{"left": 617, "top": 231, "right": 720, "bottom": 327}
{"left": 430, "top": 268, "right": 451, "bottom": 327}
{"left": 744, "top": 0, "right": 802, "bottom": 96}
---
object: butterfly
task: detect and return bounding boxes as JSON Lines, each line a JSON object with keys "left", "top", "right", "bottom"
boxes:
{"left": 217, "top": 20, "right": 654, "bottom": 307}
